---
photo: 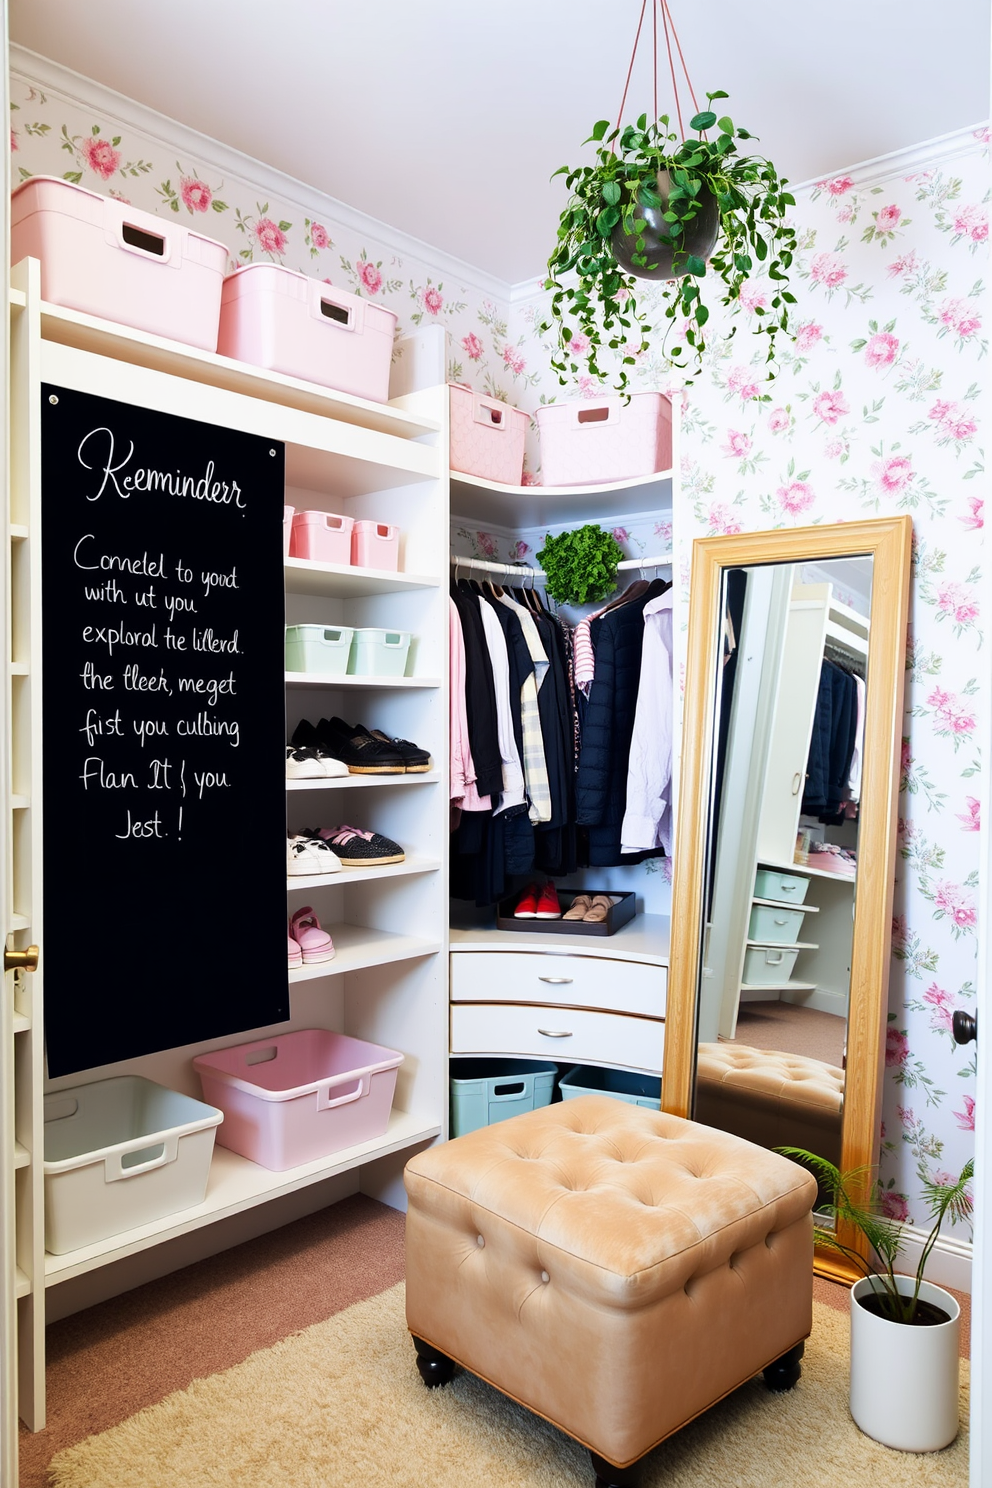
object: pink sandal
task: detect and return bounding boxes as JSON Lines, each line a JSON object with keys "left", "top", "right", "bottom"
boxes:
{"left": 289, "top": 906, "right": 335, "bottom": 964}
{"left": 288, "top": 934, "right": 303, "bottom": 969}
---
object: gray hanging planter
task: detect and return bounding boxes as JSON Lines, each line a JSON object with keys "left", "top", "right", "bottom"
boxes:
{"left": 611, "top": 170, "right": 721, "bottom": 280}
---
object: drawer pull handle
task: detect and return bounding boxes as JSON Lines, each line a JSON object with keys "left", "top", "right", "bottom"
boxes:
{"left": 538, "top": 1028, "right": 573, "bottom": 1038}
{"left": 538, "top": 976, "right": 574, "bottom": 984}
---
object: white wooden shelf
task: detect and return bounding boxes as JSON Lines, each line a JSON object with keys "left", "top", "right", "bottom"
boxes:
{"left": 449, "top": 913, "right": 671, "bottom": 967}
{"left": 28, "top": 293, "right": 441, "bottom": 442}
{"left": 14, "top": 1141, "right": 29, "bottom": 1170}
{"left": 285, "top": 672, "right": 441, "bottom": 690}
{"left": 758, "top": 857, "right": 857, "bottom": 885}
{"left": 284, "top": 557, "right": 440, "bottom": 599}
{"left": 43, "top": 1109, "right": 442, "bottom": 1287}
{"left": 745, "top": 939, "right": 819, "bottom": 951}
{"left": 286, "top": 772, "right": 439, "bottom": 792}
{"left": 10, "top": 795, "right": 28, "bottom": 810}
{"left": 287, "top": 855, "right": 440, "bottom": 891}
{"left": 450, "top": 468, "right": 674, "bottom": 526}
{"left": 9, "top": 913, "right": 29, "bottom": 931}
{"left": 741, "top": 980, "right": 818, "bottom": 993}
{"left": 751, "top": 896, "right": 819, "bottom": 912}
{"left": 288, "top": 923, "right": 442, "bottom": 982}
{"left": 15, "top": 1266, "right": 30, "bottom": 1299}
{"left": 9, "top": 662, "right": 27, "bottom": 676}
{"left": 9, "top": 522, "right": 27, "bottom": 541}
{"left": 13, "top": 1011, "right": 30, "bottom": 1034}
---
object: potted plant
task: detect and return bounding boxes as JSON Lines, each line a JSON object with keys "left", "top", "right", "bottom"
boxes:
{"left": 536, "top": 524, "right": 625, "bottom": 606}
{"left": 782, "top": 1148, "right": 972, "bottom": 1452}
{"left": 543, "top": 93, "right": 797, "bottom": 392}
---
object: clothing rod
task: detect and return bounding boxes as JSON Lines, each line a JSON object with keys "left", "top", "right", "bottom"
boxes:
{"left": 450, "top": 552, "right": 674, "bottom": 580}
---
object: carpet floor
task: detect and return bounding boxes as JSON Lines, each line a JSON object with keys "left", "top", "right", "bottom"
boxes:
{"left": 46, "top": 1282, "right": 969, "bottom": 1488}
{"left": 734, "top": 1001, "right": 848, "bottom": 1066}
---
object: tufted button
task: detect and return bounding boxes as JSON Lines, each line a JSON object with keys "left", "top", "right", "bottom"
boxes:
{"left": 477, "top": 1234, "right": 485, "bottom": 1248}
{"left": 541, "top": 1270, "right": 550, "bottom": 1284}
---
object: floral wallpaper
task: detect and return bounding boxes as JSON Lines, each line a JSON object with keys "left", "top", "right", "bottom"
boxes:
{"left": 8, "top": 75, "right": 522, "bottom": 402}
{"left": 9, "top": 59, "right": 986, "bottom": 1231}
{"left": 510, "top": 130, "right": 989, "bottom": 1229}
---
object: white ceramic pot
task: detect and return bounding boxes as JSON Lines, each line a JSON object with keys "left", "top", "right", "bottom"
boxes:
{"left": 850, "top": 1274, "right": 960, "bottom": 1451}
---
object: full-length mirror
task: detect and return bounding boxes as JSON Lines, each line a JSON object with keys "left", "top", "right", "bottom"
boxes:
{"left": 664, "top": 517, "right": 913, "bottom": 1282}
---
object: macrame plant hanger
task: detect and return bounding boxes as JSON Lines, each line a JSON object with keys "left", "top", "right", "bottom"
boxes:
{"left": 612, "top": 0, "right": 702, "bottom": 146}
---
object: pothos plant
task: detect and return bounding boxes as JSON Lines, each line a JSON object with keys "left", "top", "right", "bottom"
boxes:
{"left": 542, "top": 91, "right": 798, "bottom": 393}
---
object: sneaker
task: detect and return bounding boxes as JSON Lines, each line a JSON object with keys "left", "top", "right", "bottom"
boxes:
{"left": 534, "top": 882, "right": 561, "bottom": 919}
{"left": 366, "top": 728, "right": 432, "bottom": 773}
{"left": 288, "top": 934, "right": 303, "bottom": 969}
{"left": 286, "top": 745, "right": 326, "bottom": 779}
{"left": 317, "top": 717, "right": 406, "bottom": 774}
{"left": 288, "top": 722, "right": 350, "bottom": 778}
{"left": 315, "top": 824, "right": 405, "bottom": 866}
{"left": 514, "top": 883, "right": 540, "bottom": 918}
{"left": 287, "top": 834, "right": 342, "bottom": 876}
{"left": 289, "top": 905, "right": 335, "bottom": 964}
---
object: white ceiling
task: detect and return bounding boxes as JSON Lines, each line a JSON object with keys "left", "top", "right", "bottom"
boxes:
{"left": 10, "top": 0, "right": 991, "bottom": 284}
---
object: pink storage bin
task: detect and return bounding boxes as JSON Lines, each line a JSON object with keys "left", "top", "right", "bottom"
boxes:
{"left": 536, "top": 391, "right": 673, "bottom": 486}
{"left": 193, "top": 1029, "right": 403, "bottom": 1171}
{"left": 283, "top": 505, "right": 295, "bottom": 558}
{"left": 290, "top": 510, "right": 354, "bottom": 565}
{"left": 217, "top": 265, "right": 397, "bottom": 402}
{"left": 11, "top": 176, "right": 228, "bottom": 351}
{"left": 352, "top": 520, "right": 399, "bottom": 572}
{"left": 449, "top": 384, "right": 529, "bottom": 485}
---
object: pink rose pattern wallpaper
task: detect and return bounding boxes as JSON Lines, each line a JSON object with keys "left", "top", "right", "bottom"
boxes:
{"left": 512, "top": 134, "right": 988, "bottom": 1228}
{"left": 8, "top": 77, "right": 516, "bottom": 403}
{"left": 9, "top": 65, "right": 986, "bottom": 1229}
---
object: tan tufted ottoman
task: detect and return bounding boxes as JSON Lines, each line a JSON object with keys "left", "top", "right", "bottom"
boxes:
{"left": 695, "top": 1043, "right": 844, "bottom": 1167}
{"left": 404, "top": 1095, "right": 817, "bottom": 1487}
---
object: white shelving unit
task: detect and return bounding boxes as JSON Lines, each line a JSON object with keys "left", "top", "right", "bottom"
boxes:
{"left": 6, "top": 262, "right": 450, "bottom": 1431}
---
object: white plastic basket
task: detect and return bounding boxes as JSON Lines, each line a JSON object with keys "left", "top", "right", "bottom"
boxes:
{"left": 43, "top": 1076, "right": 222, "bottom": 1254}
{"left": 285, "top": 624, "right": 354, "bottom": 675}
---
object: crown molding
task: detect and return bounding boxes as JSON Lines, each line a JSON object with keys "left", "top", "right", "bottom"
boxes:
{"left": 10, "top": 44, "right": 514, "bottom": 303}
{"left": 792, "top": 123, "right": 989, "bottom": 194}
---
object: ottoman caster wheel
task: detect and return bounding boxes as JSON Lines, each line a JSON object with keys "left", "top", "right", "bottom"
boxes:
{"left": 763, "top": 1340, "right": 805, "bottom": 1392}
{"left": 412, "top": 1335, "right": 455, "bottom": 1388}
{"left": 590, "top": 1450, "right": 639, "bottom": 1487}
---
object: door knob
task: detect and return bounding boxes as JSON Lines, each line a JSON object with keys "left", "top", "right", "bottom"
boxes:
{"left": 952, "top": 1010, "right": 977, "bottom": 1046}
{"left": 4, "top": 944, "right": 39, "bottom": 974}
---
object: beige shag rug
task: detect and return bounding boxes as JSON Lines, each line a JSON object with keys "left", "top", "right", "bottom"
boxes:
{"left": 49, "top": 1284, "right": 969, "bottom": 1488}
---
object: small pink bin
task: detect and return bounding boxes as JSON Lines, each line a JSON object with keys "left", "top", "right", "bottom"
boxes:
{"left": 11, "top": 176, "right": 228, "bottom": 350}
{"left": 536, "top": 391, "right": 673, "bottom": 486}
{"left": 449, "top": 384, "right": 529, "bottom": 485}
{"left": 218, "top": 265, "right": 397, "bottom": 402}
{"left": 193, "top": 1029, "right": 404, "bottom": 1171}
{"left": 283, "top": 505, "right": 295, "bottom": 558}
{"left": 291, "top": 510, "right": 354, "bottom": 565}
{"left": 352, "top": 520, "right": 399, "bottom": 572}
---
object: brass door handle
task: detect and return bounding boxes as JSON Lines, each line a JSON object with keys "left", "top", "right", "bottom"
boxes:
{"left": 5, "top": 945, "right": 38, "bottom": 973}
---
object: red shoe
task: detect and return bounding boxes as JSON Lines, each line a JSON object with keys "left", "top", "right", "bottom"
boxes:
{"left": 514, "top": 883, "right": 540, "bottom": 918}
{"left": 534, "top": 882, "right": 561, "bottom": 919}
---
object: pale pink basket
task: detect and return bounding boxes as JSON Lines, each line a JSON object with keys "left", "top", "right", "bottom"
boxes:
{"left": 352, "top": 520, "right": 399, "bottom": 572}
{"left": 11, "top": 176, "right": 228, "bottom": 351}
{"left": 283, "top": 505, "right": 295, "bottom": 558}
{"left": 290, "top": 510, "right": 354, "bottom": 565}
{"left": 218, "top": 265, "right": 397, "bottom": 402}
{"left": 536, "top": 392, "right": 673, "bottom": 486}
{"left": 449, "top": 384, "right": 528, "bottom": 485}
{"left": 193, "top": 1029, "right": 404, "bottom": 1171}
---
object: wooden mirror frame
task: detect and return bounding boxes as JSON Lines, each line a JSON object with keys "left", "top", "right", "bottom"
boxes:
{"left": 663, "top": 516, "right": 913, "bottom": 1283}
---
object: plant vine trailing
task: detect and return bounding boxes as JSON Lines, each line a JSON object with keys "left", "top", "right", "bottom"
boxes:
{"left": 542, "top": 92, "right": 798, "bottom": 394}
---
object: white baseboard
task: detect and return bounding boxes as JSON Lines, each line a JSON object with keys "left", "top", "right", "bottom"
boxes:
{"left": 894, "top": 1222, "right": 973, "bottom": 1295}
{"left": 780, "top": 986, "right": 849, "bottom": 1017}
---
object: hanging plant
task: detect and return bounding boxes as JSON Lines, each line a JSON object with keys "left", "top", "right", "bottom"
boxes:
{"left": 542, "top": 92, "right": 798, "bottom": 393}
{"left": 537, "top": 524, "right": 624, "bottom": 606}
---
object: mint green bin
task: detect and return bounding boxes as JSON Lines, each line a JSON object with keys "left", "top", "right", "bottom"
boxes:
{"left": 559, "top": 1065, "right": 661, "bottom": 1108}
{"left": 449, "top": 1059, "right": 558, "bottom": 1137}
{"left": 285, "top": 624, "right": 354, "bottom": 675}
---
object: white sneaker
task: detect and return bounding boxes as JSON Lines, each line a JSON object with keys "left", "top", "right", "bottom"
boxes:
{"left": 287, "top": 835, "right": 342, "bottom": 876}
{"left": 286, "top": 745, "right": 325, "bottom": 779}
{"left": 317, "top": 752, "right": 349, "bottom": 778}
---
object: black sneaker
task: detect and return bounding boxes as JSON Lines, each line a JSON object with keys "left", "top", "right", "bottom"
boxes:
{"left": 311, "top": 825, "right": 405, "bottom": 866}
{"left": 318, "top": 717, "right": 406, "bottom": 774}
{"left": 366, "top": 727, "right": 432, "bottom": 773}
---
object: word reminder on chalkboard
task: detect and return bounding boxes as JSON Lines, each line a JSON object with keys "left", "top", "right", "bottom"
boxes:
{"left": 42, "top": 385, "right": 289, "bottom": 1077}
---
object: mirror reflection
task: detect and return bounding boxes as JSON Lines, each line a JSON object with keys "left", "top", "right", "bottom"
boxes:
{"left": 694, "top": 556, "right": 872, "bottom": 1177}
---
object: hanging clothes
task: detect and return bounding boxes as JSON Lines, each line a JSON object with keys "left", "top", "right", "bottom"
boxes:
{"left": 620, "top": 589, "right": 675, "bottom": 855}
{"left": 802, "top": 658, "right": 858, "bottom": 820}
{"left": 475, "top": 591, "right": 526, "bottom": 814}
{"left": 450, "top": 585, "right": 503, "bottom": 802}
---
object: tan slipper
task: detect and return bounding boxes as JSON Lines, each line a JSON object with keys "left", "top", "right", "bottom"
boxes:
{"left": 583, "top": 894, "right": 615, "bottom": 923}
{"left": 563, "top": 894, "right": 592, "bottom": 921}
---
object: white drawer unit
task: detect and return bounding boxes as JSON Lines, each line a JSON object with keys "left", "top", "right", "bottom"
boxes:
{"left": 449, "top": 951, "right": 666, "bottom": 1018}
{"left": 450, "top": 1002, "right": 664, "bottom": 1073}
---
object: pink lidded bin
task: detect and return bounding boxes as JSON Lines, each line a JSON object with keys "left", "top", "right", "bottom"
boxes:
{"left": 11, "top": 176, "right": 228, "bottom": 350}
{"left": 536, "top": 392, "right": 673, "bottom": 486}
{"left": 352, "top": 520, "right": 399, "bottom": 572}
{"left": 283, "top": 505, "right": 295, "bottom": 558}
{"left": 449, "top": 384, "right": 529, "bottom": 485}
{"left": 217, "top": 265, "right": 397, "bottom": 402}
{"left": 192, "top": 1029, "right": 404, "bottom": 1171}
{"left": 290, "top": 510, "right": 354, "bottom": 565}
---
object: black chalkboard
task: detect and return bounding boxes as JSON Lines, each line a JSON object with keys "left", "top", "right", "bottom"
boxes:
{"left": 42, "top": 384, "right": 289, "bottom": 1077}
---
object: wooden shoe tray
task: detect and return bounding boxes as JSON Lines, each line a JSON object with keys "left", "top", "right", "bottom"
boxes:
{"left": 495, "top": 890, "right": 637, "bottom": 938}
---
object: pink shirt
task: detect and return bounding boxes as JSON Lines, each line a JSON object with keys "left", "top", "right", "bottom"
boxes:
{"left": 449, "top": 597, "right": 490, "bottom": 814}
